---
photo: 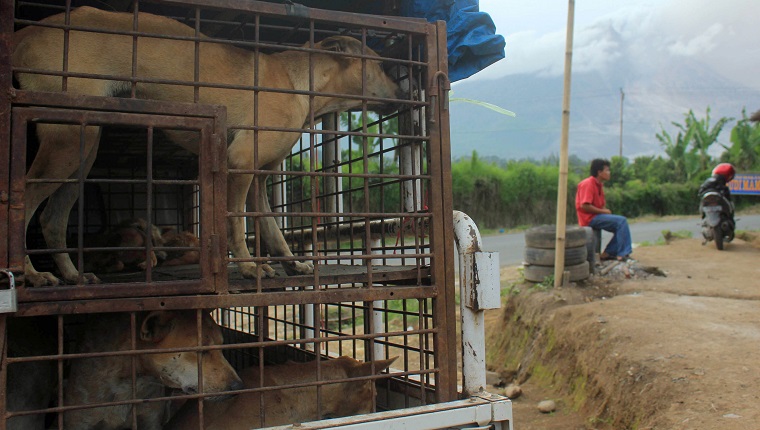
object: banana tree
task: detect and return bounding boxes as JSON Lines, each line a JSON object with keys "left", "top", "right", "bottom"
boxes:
{"left": 722, "top": 108, "right": 760, "bottom": 171}
{"left": 678, "top": 107, "right": 733, "bottom": 172}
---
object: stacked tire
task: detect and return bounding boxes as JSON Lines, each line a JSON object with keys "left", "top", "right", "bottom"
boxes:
{"left": 523, "top": 225, "right": 590, "bottom": 282}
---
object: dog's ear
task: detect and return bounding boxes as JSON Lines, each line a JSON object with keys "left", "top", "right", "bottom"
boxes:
{"left": 344, "top": 356, "right": 397, "bottom": 377}
{"left": 319, "top": 36, "right": 364, "bottom": 57}
{"left": 140, "top": 311, "right": 176, "bottom": 343}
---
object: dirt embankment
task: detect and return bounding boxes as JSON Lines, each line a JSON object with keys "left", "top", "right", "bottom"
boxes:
{"left": 486, "top": 233, "right": 760, "bottom": 429}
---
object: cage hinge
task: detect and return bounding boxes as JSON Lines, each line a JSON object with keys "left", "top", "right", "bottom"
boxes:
{"left": 210, "top": 234, "right": 221, "bottom": 274}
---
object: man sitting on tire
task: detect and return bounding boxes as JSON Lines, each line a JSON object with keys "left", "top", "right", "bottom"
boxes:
{"left": 575, "top": 159, "right": 633, "bottom": 261}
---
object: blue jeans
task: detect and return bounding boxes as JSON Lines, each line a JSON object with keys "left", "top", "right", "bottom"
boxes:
{"left": 589, "top": 214, "right": 632, "bottom": 258}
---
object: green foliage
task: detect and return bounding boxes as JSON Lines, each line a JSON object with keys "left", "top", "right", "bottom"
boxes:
{"left": 530, "top": 274, "right": 555, "bottom": 291}
{"left": 451, "top": 152, "right": 571, "bottom": 228}
{"left": 722, "top": 108, "right": 760, "bottom": 170}
{"left": 680, "top": 107, "right": 733, "bottom": 172}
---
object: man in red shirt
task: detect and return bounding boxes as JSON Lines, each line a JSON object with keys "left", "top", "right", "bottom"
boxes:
{"left": 575, "top": 159, "right": 632, "bottom": 260}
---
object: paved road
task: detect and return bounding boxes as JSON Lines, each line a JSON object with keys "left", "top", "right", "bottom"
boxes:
{"left": 480, "top": 214, "right": 760, "bottom": 267}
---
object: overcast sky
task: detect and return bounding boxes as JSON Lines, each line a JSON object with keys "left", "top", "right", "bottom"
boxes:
{"left": 468, "top": 0, "right": 760, "bottom": 91}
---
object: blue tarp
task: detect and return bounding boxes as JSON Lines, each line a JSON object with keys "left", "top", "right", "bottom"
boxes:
{"left": 401, "top": 0, "right": 505, "bottom": 82}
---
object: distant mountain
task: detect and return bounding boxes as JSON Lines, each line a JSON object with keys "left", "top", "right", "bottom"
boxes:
{"left": 449, "top": 23, "right": 760, "bottom": 162}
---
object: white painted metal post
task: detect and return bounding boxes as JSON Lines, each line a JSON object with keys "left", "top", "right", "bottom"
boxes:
{"left": 453, "top": 211, "right": 501, "bottom": 396}
{"left": 370, "top": 239, "right": 385, "bottom": 360}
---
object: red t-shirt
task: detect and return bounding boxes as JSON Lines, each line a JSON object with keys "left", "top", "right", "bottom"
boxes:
{"left": 575, "top": 175, "right": 605, "bottom": 226}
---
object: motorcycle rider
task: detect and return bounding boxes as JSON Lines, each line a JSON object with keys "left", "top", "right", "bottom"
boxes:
{"left": 698, "top": 163, "right": 735, "bottom": 205}
{"left": 698, "top": 163, "right": 736, "bottom": 227}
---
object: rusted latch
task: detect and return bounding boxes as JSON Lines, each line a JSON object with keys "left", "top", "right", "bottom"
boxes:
{"left": 0, "top": 270, "right": 18, "bottom": 313}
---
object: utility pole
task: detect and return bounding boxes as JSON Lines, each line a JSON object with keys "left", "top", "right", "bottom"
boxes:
{"left": 619, "top": 88, "right": 624, "bottom": 158}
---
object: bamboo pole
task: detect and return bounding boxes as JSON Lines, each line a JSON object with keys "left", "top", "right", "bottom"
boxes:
{"left": 554, "top": 0, "right": 576, "bottom": 288}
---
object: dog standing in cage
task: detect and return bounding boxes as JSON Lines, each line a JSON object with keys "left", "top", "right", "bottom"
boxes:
{"left": 13, "top": 6, "right": 403, "bottom": 286}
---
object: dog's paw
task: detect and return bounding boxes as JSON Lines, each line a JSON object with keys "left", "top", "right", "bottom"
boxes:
{"left": 282, "top": 260, "right": 314, "bottom": 276}
{"left": 21, "top": 271, "right": 61, "bottom": 287}
{"left": 239, "top": 262, "right": 277, "bottom": 279}
{"left": 63, "top": 272, "right": 102, "bottom": 285}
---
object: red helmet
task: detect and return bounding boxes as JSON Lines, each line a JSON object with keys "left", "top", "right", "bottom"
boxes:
{"left": 712, "top": 163, "right": 736, "bottom": 182}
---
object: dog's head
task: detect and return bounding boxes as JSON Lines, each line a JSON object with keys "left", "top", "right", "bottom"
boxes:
{"left": 312, "top": 36, "right": 404, "bottom": 116}
{"left": 138, "top": 311, "right": 243, "bottom": 400}
{"left": 275, "top": 356, "right": 397, "bottom": 421}
{"left": 323, "top": 355, "right": 397, "bottom": 418}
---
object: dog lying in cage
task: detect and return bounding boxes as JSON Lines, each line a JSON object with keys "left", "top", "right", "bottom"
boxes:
{"left": 64, "top": 310, "right": 243, "bottom": 430}
{"left": 84, "top": 218, "right": 167, "bottom": 273}
{"left": 13, "top": 6, "right": 403, "bottom": 287}
{"left": 85, "top": 219, "right": 201, "bottom": 274}
{"left": 160, "top": 227, "right": 202, "bottom": 267}
{"left": 164, "top": 355, "right": 396, "bottom": 429}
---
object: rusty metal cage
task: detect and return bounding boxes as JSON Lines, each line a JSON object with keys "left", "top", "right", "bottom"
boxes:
{"left": 0, "top": 0, "right": 458, "bottom": 428}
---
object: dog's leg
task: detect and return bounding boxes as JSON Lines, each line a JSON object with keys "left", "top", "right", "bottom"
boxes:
{"left": 40, "top": 126, "right": 101, "bottom": 284}
{"left": 24, "top": 124, "right": 101, "bottom": 286}
{"left": 255, "top": 176, "right": 314, "bottom": 276}
{"left": 227, "top": 172, "right": 276, "bottom": 278}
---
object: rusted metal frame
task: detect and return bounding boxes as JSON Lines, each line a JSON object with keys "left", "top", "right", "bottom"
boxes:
{"left": 130, "top": 2, "right": 140, "bottom": 99}
{"left": 156, "top": 367, "right": 430, "bottom": 408}
{"left": 74, "top": 122, "right": 87, "bottom": 284}
{"left": 0, "top": 0, "right": 12, "bottom": 273}
{"left": 17, "top": 265, "right": 433, "bottom": 302}
{"left": 16, "top": 284, "right": 436, "bottom": 316}
{"left": 129, "top": 311, "right": 139, "bottom": 428}
{"left": 145, "top": 126, "right": 157, "bottom": 283}
{"left": 11, "top": 15, "right": 417, "bottom": 65}
{"left": 397, "top": 45, "right": 427, "bottom": 287}
{"left": 61, "top": 0, "right": 71, "bottom": 92}
{"left": 56, "top": 315, "right": 63, "bottom": 430}
{"left": 24, "top": 177, "right": 199, "bottom": 186}
{"left": 17, "top": 280, "right": 208, "bottom": 302}
{"left": 211, "top": 99, "right": 228, "bottom": 293}
{"left": 11, "top": 68, "right": 413, "bottom": 109}
{"left": 279, "top": 216, "right": 422, "bottom": 243}
{"left": 238, "top": 210, "right": 430, "bottom": 219}
{"left": 419, "top": 23, "right": 449, "bottom": 402}
{"left": 11, "top": 107, "right": 217, "bottom": 295}
{"left": 233, "top": 167, "right": 430, "bottom": 183}
{"left": 154, "top": 0, "right": 429, "bottom": 30}
{"left": 307, "top": 19, "right": 321, "bottom": 293}
{"left": 12, "top": 90, "right": 226, "bottom": 118}
{"left": 230, "top": 253, "right": 432, "bottom": 265}
{"left": 193, "top": 309, "right": 207, "bottom": 425}
{"left": 8, "top": 111, "right": 28, "bottom": 274}
{"left": 246, "top": 10, "right": 263, "bottom": 294}
{"left": 424, "top": 20, "right": 457, "bottom": 402}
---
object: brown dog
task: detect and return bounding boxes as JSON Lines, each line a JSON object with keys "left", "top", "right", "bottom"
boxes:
{"left": 164, "top": 356, "right": 396, "bottom": 429}
{"left": 13, "top": 6, "right": 403, "bottom": 286}
{"left": 84, "top": 218, "right": 167, "bottom": 273}
{"left": 64, "top": 310, "right": 243, "bottom": 430}
{"left": 160, "top": 227, "right": 201, "bottom": 267}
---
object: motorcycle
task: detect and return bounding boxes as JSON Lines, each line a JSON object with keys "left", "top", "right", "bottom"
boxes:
{"left": 699, "top": 191, "right": 735, "bottom": 250}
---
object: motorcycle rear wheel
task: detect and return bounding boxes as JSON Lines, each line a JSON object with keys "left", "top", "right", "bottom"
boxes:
{"left": 713, "top": 225, "right": 724, "bottom": 250}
